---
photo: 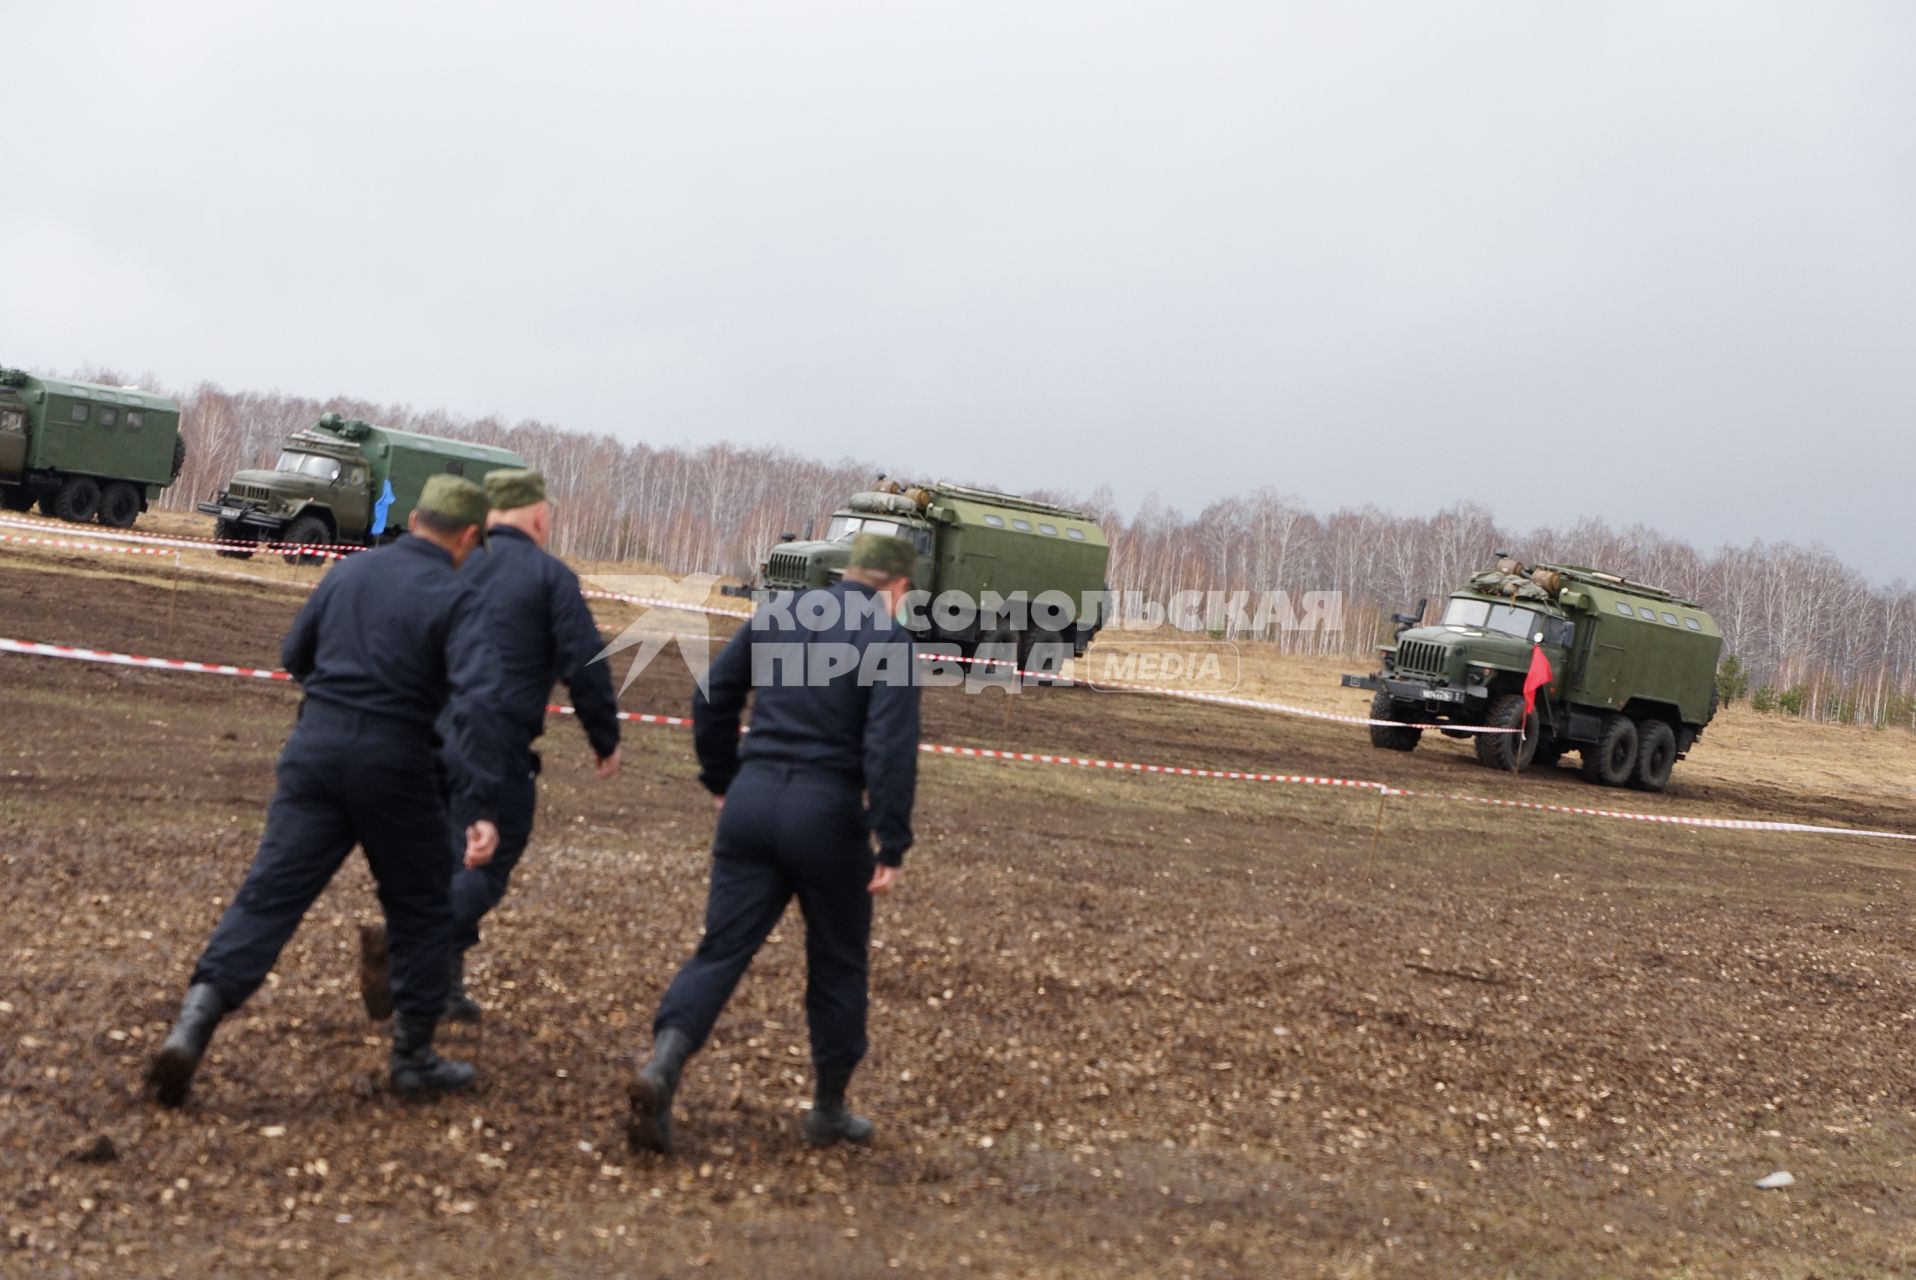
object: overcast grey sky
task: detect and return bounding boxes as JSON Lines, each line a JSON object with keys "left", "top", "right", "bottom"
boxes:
{"left": 4, "top": 2, "right": 1911, "bottom": 580}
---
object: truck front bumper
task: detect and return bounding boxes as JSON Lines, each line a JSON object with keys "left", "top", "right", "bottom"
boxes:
{"left": 1341, "top": 673, "right": 1486, "bottom": 708}
{"left": 197, "top": 500, "right": 288, "bottom": 533}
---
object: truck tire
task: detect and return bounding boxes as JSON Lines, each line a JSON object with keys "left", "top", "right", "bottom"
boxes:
{"left": 1473, "top": 693, "right": 1539, "bottom": 772}
{"left": 98, "top": 482, "right": 142, "bottom": 529}
{"left": 1016, "top": 627, "right": 1070, "bottom": 685}
{"left": 1633, "top": 720, "right": 1677, "bottom": 792}
{"left": 281, "top": 514, "right": 331, "bottom": 565}
{"left": 52, "top": 477, "right": 102, "bottom": 524}
{"left": 214, "top": 520, "right": 257, "bottom": 560}
{"left": 1579, "top": 714, "right": 1638, "bottom": 787}
{"left": 1368, "top": 689, "right": 1422, "bottom": 751}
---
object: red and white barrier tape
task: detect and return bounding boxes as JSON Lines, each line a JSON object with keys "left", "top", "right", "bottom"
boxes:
{"left": 0, "top": 637, "right": 293, "bottom": 681}
{"left": 0, "top": 511, "right": 361, "bottom": 556}
{"left": 0, "top": 526, "right": 349, "bottom": 562}
{"left": 6, "top": 633, "right": 1901, "bottom": 845}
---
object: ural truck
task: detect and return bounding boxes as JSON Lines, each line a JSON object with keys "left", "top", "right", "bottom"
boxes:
{"left": 0, "top": 367, "right": 186, "bottom": 527}
{"left": 1342, "top": 559, "right": 1722, "bottom": 791}
{"left": 736, "top": 479, "right": 1111, "bottom": 666}
{"left": 198, "top": 413, "right": 525, "bottom": 561}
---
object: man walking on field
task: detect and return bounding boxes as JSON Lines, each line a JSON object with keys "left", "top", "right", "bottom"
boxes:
{"left": 626, "top": 532, "right": 923, "bottom": 1155}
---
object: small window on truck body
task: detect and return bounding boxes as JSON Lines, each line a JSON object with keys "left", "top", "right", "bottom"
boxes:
{"left": 1038, "top": 522, "right": 1058, "bottom": 536}
{"left": 126, "top": 411, "right": 144, "bottom": 429}
{"left": 1066, "top": 527, "right": 1085, "bottom": 540}
{"left": 99, "top": 407, "right": 118, "bottom": 427}
{"left": 1615, "top": 602, "right": 1634, "bottom": 617}
{"left": 69, "top": 403, "right": 89, "bottom": 423}
{"left": 983, "top": 514, "right": 1006, "bottom": 527}
{"left": 1684, "top": 617, "right": 1701, "bottom": 632}
{"left": 1011, "top": 518, "right": 1033, "bottom": 532}
{"left": 1661, "top": 611, "right": 1678, "bottom": 625}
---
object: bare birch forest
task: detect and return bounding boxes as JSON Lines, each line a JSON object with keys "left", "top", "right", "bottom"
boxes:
{"left": 101, "top": 371, "right": 1914, "bottom": 731}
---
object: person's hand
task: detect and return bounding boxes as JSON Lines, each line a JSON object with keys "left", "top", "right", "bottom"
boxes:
{"left": 595, "top": 747, "right": 622, "bottom": 780}
{"left": 868, "top": 863, "right": 899, "bottom": 895}
{"left": 465, "top": 820, "right": 500, "bottom": 869}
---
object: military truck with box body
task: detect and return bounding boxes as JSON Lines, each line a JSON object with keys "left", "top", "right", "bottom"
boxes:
{"left": 0, "top": 367, "right": 186, "bottom": 527}
{"left": 1342, "top": 560, "right": 1722, "bottom": 791}
{"left": 737, "top": 480, "right": 1111, "bottom": 666}
{"left": 198, "top": 413, "right": 525, "bottom": 561}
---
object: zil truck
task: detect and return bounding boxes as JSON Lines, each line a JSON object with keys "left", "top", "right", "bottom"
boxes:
{"left": 198, "top": 413, "right": 526, "bottom": 561}
{"left": 1342, "top": 559, "right": 1722, "bottom": 791}
{"left": 0, "top": 367, "right": 186, "bottom": 527}
{"left": 733, "top": 479, "right": 1111, "bottom": 668}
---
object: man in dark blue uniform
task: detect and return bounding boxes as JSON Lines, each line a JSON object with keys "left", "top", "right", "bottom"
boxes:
{"left": 148, "top": 475, "right": 505, "bottom": 1107}
{"left": 627, "top": 532, "right": 922, "bottom": 1155}
{"left": 358, "top": 468, "right": 622, "bottom": 1022}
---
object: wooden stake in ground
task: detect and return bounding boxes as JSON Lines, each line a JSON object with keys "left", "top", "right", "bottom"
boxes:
{"left": 1363, "top": 787, "right": 1389, "bottom": 879}
{"left": 164, "top": 553, "right": 181, "bottom": 649}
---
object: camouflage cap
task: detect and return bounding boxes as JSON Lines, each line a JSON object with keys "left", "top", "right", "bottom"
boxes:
{"left": 848, "top": 531, "right": 918, "bottom": 581}
{"left": 483, "top": 467, "right": 547, "bottom": 511}
{"left": 416, "top": 473, "right": 490, "bottom": 533}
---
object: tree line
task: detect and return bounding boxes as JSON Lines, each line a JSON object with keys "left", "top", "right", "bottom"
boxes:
{"left": 79, "top": 368, "right": 1912, "bottom": 732}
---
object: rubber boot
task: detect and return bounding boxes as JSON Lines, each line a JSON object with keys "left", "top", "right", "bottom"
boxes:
{"left": 358, "top": 923, "right": 392, "bottom": 1021}
{"left": 389, "top": 1015, "right": 476, "bottom": 1098}
{"left": 147, "top": 984, "right": 230, "bottom": 1108}
{"left": 626, "top": 1028, "right": 693, "bottom": 1156}
{"left": 445, "top": 950, "right": 482, "bottom": 1024}
{"left": 802, "top": 1067, "right": 875, "bottom": 1147}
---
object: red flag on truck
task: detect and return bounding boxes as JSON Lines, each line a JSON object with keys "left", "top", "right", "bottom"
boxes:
{"left": 1522, "top": 644, "right": 1553, "bottom": 718}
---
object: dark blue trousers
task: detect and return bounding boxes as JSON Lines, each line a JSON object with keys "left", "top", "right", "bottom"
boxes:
{"left": 448, "top": 749, "right": 539, "bottom": 954}
{"left": 654, "top": 761, "right": 875, "bottom": 1072}
{"left": 191, "top": 702, "right": 454, "bottom": 1021}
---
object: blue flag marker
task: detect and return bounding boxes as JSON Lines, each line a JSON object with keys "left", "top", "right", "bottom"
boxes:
{"left": 370, "top": 479, "right": 396, "bottom": 537}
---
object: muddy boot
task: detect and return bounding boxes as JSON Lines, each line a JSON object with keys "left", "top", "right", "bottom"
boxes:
{"left": 445, "top": 950, "right": 482, "bottom": 1024}
{"left": 802, "top": 1068, "right": 874, "bottom": 1147}
{"left": 147, "top": 984, "right": 230, "bottom": 1108}
{"left": 626, "top": 1028, "right": 693, "bottom": 1156}
{"left": 390, "top": 1016, "right": 476, "bottom": 1098}
{"left": 358, "top": 923, "right": 392, "bottom": 1021}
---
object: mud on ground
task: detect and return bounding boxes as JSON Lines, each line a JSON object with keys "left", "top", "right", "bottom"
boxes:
{"left": 2, "top": 548, "right": 1915, "bottom": 1278}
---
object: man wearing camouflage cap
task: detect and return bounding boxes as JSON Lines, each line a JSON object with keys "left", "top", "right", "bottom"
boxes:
{"left": 149, "top": 474, "right": 506, "bottom": 1107}
{"left": 360, "top": 468, "right": 622, "bottom": 1024}
{"left": 628, "top": 531, "right": 923, "bottom": 1155}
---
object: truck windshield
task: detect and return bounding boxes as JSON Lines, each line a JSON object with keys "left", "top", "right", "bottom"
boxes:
{"left": 274, "top": 451, "right": 342, "bottom": 482}
{"left": 1443, "top": 598, "right": 1538, "bottom": 639}
{"left": 826, "top": 515, "right": 900, "bottom": 541}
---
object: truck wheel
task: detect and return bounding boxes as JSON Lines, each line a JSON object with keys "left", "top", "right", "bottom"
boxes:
{"left": 1632, "top": 721, "right": 1677, "bottom": 792}
{"left": 52, "top": 477, "right": 102, "bottom": 524}
{"left": 281, "top": 515, "right": 331, "bottom": 565}
{"left": 98, "top": 482, "right": 142, "bottom": 529}
{"left": 215, "top": 520, "right": 257, "bottom": 560}
{"left": 1474, "top": 694, "right": 1539, "bottom": 771}
{"left": 1016, "top": 627, "right": 1070, "bottom": 685}
{"left": 1579, "top": 714, "right": 1638, "bottom": 786}
{"left": 1368, "top": 690, "right": 1422, "bottom": 751}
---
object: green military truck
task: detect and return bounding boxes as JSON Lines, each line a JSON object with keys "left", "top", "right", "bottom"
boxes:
{"left": 737, "top": 479, "right": 1111, "bottom": 666}
{"left": 0, "top": 368, "right": 186, "bottom": 527}
{"left": 198, "top": 413, "right": 525, "bottom": 561}
{"left": 1342, "top": 559, "right": 1722, "bottom": 791}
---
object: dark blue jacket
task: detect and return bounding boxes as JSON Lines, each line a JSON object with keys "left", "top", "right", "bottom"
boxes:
{"left": 448, "top": 525, "right": 621, "bottom": 760}
{"left": 693, "top": 580, "right": 920, "bottom": 865}
{"left": 281, "top": 535, "right": 503, "bottom": 819}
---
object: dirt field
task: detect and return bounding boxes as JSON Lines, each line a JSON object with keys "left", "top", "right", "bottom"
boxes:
{"left": 3, "top": 533, "right": 1914, "bottom": 1278}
